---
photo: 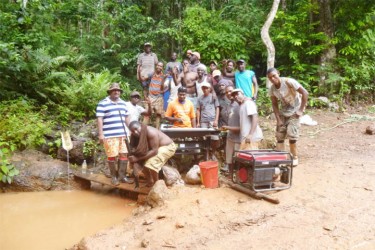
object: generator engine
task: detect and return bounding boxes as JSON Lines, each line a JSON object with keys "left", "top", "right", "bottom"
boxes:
{"left": 232, "top": 150, "right": 293, "bottom": 192}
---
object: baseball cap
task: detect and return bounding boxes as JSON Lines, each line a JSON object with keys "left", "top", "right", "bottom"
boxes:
{"left": 144, "top": 42, "right": 152, "bottom": 47}
{"left": 210, "top": 60, "right": 218, "bottom": 66}
{"left": 130, "top": 91, "right": 141, "bottom": 97}
{"left": 236, "top": 59, "right": 245, "bottom": 64}
{"left": 212, "top": 70, "right": 221, "bottom": 78}
{"left": 231, "top": 88, "right": 243, "bottom": 96}
{"left": 201, "top": 82, "right": 211, "bottom": 89}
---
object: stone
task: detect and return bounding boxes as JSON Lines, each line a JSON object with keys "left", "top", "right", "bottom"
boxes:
{"left": 365, "top": 123, "right": 375, "bottom": 135}
{"left": 146, "top": 180, "right": 170, "bottom": 208}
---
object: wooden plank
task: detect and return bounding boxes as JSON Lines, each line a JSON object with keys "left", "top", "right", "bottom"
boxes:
{"left": 74, "top": 172, "right": 151, "bottom": 195}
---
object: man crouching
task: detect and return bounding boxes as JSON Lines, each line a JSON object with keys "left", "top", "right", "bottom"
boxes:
{"left": 128, "top": 121, "right": 177, "bottom": 188}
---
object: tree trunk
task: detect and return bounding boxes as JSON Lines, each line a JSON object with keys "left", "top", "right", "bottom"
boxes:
{"left": 261, "top": 0, "right": 280, "bottom": 88}
{"left": 317, "top": 0, "right": 336, "bottom": 88}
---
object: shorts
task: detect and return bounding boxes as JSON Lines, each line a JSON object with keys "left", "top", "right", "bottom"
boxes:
{"left": 276, "top": 115, "right": 300, "bottom": 141}
{"left": 103, "top": 137, "right": 129, "bottom": 157}
{"left": 144, "top": 143, "right": 177, "bottom": 172}
{"left": 225, "top": 138, "right": 240, "bottom": 164}
{"left": 142, "top": 81, "right": 149, "bottom": 89}
{"left": 200, "top": 122, "right": 219, "bottom": 140}
{"left": 146, "top": 96, "right": 164, "bottom": 116}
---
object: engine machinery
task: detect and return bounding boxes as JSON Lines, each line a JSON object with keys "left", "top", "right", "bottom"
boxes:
{"left": 232, "top": 150, "right": 293, "bottom": 192}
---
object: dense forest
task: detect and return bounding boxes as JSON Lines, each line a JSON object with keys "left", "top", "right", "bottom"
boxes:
{"left": 0, "top": 0, "right": 374, "bottom": 182}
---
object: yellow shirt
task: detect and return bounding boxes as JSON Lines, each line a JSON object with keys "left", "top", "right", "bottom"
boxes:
{"left": 165, "top": 99, "right": 195, "bottom": 128}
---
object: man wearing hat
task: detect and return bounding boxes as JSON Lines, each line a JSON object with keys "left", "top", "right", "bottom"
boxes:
{"left": 231, "top": 88, "right": 263, "bottom": 150}
{"left": 137, "top": 42, "right": 159, "bottom": 97}
{"left": 125, "top": 91, "right": 151, "bottom": 123}
{"left": 196, "top": 82, "right": 220, "bottom": 159}
{"left": 234, "top": 59, "right": 258, "bottom": 99}
{"left": 96, "top": 83, "right": 133, "bottom": 185}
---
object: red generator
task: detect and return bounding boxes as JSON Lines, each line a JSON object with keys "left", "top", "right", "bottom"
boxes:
{"left": 232, "top": 150, "right": 293, "bottom": 192}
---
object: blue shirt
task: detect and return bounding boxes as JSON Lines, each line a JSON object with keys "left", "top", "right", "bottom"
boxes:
{"left": 96, "top": 97, "right": 129, "bottom": 138}
{"left": 235, "top": 70, "right": 255, "bottom": 98}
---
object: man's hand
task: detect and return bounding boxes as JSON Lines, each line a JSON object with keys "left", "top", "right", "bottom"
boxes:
{"left": 213, "top": 121, "right": 218, "bottom": 128}
{"left": 245, "top": 134, "right": 253, "bottom": 143}
{"left": 128, "top": 155, "right": 138, "bottom": 163}
{"left": 98, "top": 135, "right": 104, "bottom": 144}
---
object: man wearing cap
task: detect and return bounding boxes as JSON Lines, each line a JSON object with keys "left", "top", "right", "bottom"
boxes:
{"left": 197, "top": 82, "right": 220, "bottom": 159}
{"left": 165, "top": 87, "right": 196, "bottom": 128}
{"left": 231, "top": 88, "right": 263, "bottom": 150}
{"left": 186, "top": 50, "right": 193, "bottom": 60}
{"left": 137, "top": 42, "right": 158, "bottom": 97}
{"left": 96, "top": 83, "right": 133, "bottom": 185}
{"left": 209, "top": 60, "right": 219, "bottom": 85}
{"left": 125, "top": 91, "right": 151, "bottom": 123}
{"left": 234, "top": 59, "right": 258, "bottom": 99}
{"left": 221, "top": 85, "right": 241, "bottom": 175}
{"left": 267, "top": 67, "right": 309, "bottom": 166}
{"left": 139, "top": 61, "right": 165, "bottom": 129}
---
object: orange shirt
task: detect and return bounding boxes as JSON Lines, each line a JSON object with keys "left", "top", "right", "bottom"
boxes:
{"left": 165, "top": 99, "right": 195, "bottom": 128}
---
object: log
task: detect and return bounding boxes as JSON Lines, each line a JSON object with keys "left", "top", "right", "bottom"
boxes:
{"left": 221, "top": 178, "right": 280, "bottom": 204}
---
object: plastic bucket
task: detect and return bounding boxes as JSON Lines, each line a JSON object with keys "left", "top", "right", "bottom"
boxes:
{"left": 199, "top": 161, "right": 219, "bottom": 188}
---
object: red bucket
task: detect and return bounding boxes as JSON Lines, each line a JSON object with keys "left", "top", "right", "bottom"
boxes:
{"left": 199, "top": 161, "right": 219, "bottom": 188}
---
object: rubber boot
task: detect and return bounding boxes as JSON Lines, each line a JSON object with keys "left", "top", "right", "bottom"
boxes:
{"left": 276, "top": 142, "right": 285, "bottom": 151}
{"left": 289, "top": 143, "right": 298, "bottom": 166}
{"left": 108, "top": 161, "right": 120, "bottom": 186}
{"left": 118, "top": 160, "right": 134, "bottom": 184}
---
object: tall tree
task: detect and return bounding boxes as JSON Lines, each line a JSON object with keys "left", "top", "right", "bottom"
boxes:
{"left": 261, "top": 0, "right": 280, "bottom": 88}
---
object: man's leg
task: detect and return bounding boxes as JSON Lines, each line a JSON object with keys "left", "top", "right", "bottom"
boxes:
{"left": 286, "top": 117, "right": 300, "bottom": 166}
{"left": 103, "top": 138, "right": 120, "bottom": 185}
{"left": 107, "top": 157, "right": 119, "bottom": 186}
{"left": 118, "top": 154, "right": 134, "bottom": 184}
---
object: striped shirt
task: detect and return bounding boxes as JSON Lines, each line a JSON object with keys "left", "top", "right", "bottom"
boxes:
{"left": 96, "top": 97, "right": 129, "bottom": 138}
{"left": 148, "top": 72, "right": 164, "bottom": 97}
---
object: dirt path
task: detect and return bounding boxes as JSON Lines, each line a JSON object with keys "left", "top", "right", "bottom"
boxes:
{"left": 73, "top": 109, "right": 375, "bottom": 250}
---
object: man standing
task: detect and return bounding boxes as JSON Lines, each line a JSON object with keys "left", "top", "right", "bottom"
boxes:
{"left": 222, "top": 85, "right": 241, "bottom": 175}
{"left": 267, "top": 67, "right": 309, "bottom": 166}
{"left": 125, "top": 91, "right": 151, "bottom": 123}
{"left": 139, "top": 61, "right": 165, "bottom": 129}
{"left": 165, "top": 87, "right": 196, "bottom": 128}
{"left": 164, "top": 52, "right": 182, "bottom": 110}
{"left": 137, "top": 42, "right": 158, "bottom": 97}
{"left": 234, "top": 59, "right": 258, "bottom": 99}
{"left": 197, "top": 82, "right": 220, "bottom": 159}
{"left": 96, "top": 83, "right": 133, "bottom": 185}
{"left": 222, "top": 59, "right": 236, "bottom": 83}
{"left": 231, "top": 88, "right": 263, "bottom": 150}
{"left": 128, "top": 121, "right": 177, "bottom": 187}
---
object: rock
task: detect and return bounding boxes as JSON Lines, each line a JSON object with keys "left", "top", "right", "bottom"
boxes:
{"left": 57, "top": 140, "right": 85, "bottom": 165}
{"left": 162, "top": 165, "right": 184, "bottom": 186}
{"left": 146, "top": 180, "right": 170, "bottom": 208}
{"left": 141, "top": 239, "right": 149, "bottom": 248}
{"left": 365, "top": 123, "right": 375, "bottom": 135}
{"left": 185, "top": 165, "right": 201, "bottom": 185}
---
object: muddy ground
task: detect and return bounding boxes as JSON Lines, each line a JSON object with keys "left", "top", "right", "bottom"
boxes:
{"left": 72, "top": 108, "right": 375, "bottom": 250}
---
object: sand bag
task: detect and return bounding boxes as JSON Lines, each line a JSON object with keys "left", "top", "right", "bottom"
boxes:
{"left": 185, "top": 165, "right": 201, "bottom": 185}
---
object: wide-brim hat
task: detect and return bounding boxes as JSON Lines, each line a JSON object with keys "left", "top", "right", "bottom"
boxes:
{"left": 107, "top": 83, "right": 123, "bottom": 94}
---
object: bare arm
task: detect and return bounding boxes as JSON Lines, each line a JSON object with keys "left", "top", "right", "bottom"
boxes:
{"left": 271, "top": 95, "right": 282, "bottom": 126}
{"left": 252, "top": 75, "right": 258, "bottom": 99}
{"left": 246, "top": 114, "right": 258, "bottom": 143}
{"left": 213, "top": 106, "right": 219, "bottom": 127}
{"left": 296, "top": 86, "right": 309, "bottom": 116}
{"left": 196, "top": 107, "right": 201, "bottom": 127}
{"left": 191, "top": 117, "right": 196, "bottom": 128}
{"left": 141, "top": 97, "right": 152, "bottom": 116}
{"left": 97, "top": 117, "right": 104, "bottom": 144}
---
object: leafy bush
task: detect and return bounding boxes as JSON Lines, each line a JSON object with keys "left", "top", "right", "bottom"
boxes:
{"left": 0, "top": 98, "right": 54, "bottom": 150}
{"left": 0, "top": 144, "right": 19, "bottom": 184}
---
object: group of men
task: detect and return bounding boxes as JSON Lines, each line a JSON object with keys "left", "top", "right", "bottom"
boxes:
{"left": 95, "top": 42, "right": 309, "bottom": 187}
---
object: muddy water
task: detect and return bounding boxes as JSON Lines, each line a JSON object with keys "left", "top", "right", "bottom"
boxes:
{"left": 0, "top": 187, "right": 135, "bottom": 250}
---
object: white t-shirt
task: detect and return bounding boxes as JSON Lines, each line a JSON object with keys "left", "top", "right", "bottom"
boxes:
{"left": 239, "top": 99, "right": 263, "bottom": 142}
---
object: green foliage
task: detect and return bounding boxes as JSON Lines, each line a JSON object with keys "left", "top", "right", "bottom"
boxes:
{"left": 83, "top": 139, "right": 100, "bottom": 158}
{"left": 0, "top": 99, "right": 54, "bottom": 150}
{"left": 256, "top": 86, "right": 273, "bottom": 116}
{"left": 0, "top": 142, "right": 19, "bottom": 184}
